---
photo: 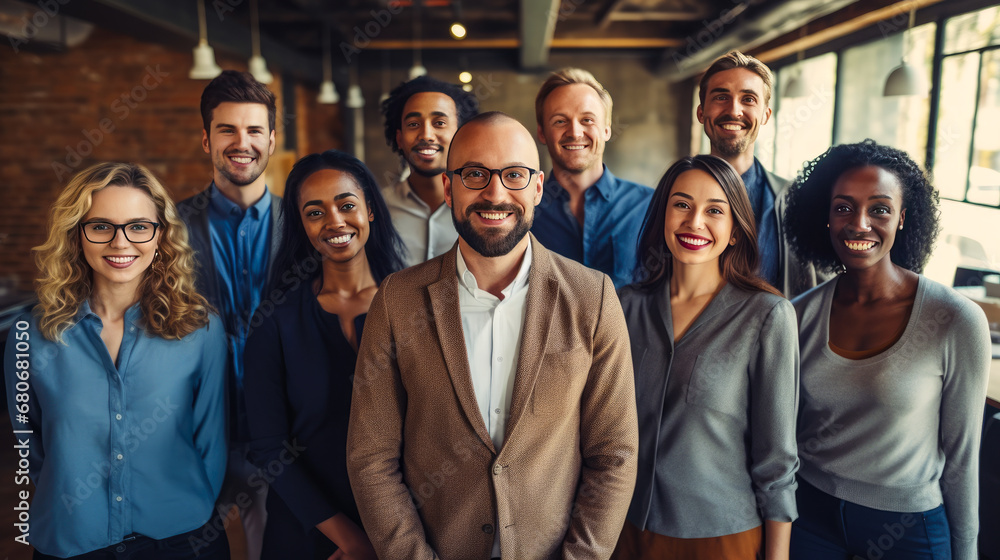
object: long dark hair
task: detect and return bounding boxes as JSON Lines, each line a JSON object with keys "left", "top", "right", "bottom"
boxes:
{"left": 271, "top": 150, "right": 406, "bottom": 288}
{"left": 633, "top": 155, "right": 781, "bottom": 296}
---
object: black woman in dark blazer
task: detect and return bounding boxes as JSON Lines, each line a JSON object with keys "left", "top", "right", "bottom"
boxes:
{"left": 243, "top": 150, "right": 405, "bottom": 560}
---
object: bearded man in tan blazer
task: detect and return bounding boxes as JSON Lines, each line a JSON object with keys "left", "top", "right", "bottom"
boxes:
{"left": 347, "top": 111, "right": 638, "bottom": 560}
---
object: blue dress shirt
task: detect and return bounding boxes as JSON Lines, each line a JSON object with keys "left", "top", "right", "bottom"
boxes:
{"left": 742, "top": 159, "right": 780, "bottom": 289}
{"left": 530, "top": 165, "right": 653, "bottom": 289}
{"left": 3, "top": 303, "right": 228, "bottom": 557}
{"left": 207, "top": 184, "right": 272, "bottom": 414}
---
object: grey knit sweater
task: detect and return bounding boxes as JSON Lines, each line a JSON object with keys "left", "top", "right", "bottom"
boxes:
{"left": 793, "top": 275, "right": 990, "bottom": 560}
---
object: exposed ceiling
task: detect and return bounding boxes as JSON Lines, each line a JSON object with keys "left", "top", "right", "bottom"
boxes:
{"left": 3, "top": 0, "right": 957, "bottom": 85}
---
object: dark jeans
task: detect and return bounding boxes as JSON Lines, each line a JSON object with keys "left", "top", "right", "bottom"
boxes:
{"left": 33, "top": 517, "right": 230, "bottom": 560}
{"left": 791, "top": 478, "right": 951, "bottom": 560}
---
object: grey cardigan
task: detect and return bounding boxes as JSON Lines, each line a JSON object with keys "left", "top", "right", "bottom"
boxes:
{"left": 619, "top": 282, "right": 800, "bottom": 538}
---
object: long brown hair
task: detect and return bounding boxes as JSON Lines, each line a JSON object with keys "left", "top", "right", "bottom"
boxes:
{"left": 633, "top": 155, "right": 782, "bottom": 297}
{"left": 34, "top": 162, "right": 211, "bottom": 342}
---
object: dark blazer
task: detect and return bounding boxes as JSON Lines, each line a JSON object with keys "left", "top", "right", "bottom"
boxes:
{"left": 347, "top": 235, "right": 639, "bottom": 560}
{"left": 175, "top": 185, "right": 283, "bottom": 307}
{"left": 767, "top": 170, "right": 832, "bottom": 298}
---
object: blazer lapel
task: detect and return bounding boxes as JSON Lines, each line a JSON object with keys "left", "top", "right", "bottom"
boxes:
{"left": 428, "top": 248, "right": 497, "bottom": 453}
{"left": 504, "top": 236, "right": 558, "bottom": 442}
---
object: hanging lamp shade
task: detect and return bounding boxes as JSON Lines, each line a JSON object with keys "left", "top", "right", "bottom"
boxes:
{"left": 190, "top": 0, "right": 221, "bottom": 80}
{"left": 346, "top": 84, "right": 365, "bottom": 109}
{"left": 190, "top": 40, "right": 222, "bottom": 79}
{"left": 883, "top": 62, "right": 925, "bottom": 96}
{"left": 318, "top": 81, "right": 339, "bottom": 104}
{"left": 783, "top": 73, "right": 808, "bottom": 98}
{"left": 249, "top": 55, "right": 273, "bottom": 84}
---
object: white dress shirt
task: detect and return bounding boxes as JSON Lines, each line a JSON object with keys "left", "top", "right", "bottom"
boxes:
{"left": 456, "top": 242, "right": 532, "bottom": 558}
{"left": 382, "top": 179, "right": 458, "bottom": 267}
{"left": 456, "top": 242, "right": 532, "bottom": 450}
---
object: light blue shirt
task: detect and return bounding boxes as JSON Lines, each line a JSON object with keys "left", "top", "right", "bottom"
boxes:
{"left": 3, "top": 303, "right": 227, "bottom": 557}
{"left": 530, "top": 165, "right": 653, "bottom": 289}
{"left": 207, "top": 183, "right": 272, "bottom": 439}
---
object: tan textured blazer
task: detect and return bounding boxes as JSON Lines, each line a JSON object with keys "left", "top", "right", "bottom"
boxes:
{"left": 347, "top": 235, "right": 638, "bottom": 560}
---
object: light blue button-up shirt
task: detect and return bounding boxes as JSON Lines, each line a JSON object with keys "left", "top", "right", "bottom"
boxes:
{"left": 530, "top": 165, "right": 653, "bottom": 289}
{"left": 3, "top": 303, "right": 227, "bottom": 557}
{"left": 207, "top": 183, "right": 272, "bottom": 440}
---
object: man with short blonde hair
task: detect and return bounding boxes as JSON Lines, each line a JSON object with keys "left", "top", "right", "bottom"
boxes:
{"left": 531, "top": 68, "right": 652, "bottom": 289}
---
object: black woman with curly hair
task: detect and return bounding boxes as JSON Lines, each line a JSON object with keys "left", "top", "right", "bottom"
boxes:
{"left": 784, "top": 140, "right": 990, "bottom": 560}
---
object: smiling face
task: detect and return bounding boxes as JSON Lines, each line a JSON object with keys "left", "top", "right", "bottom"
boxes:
{"left": 298, "top": 168, "right": 373, "bottom": 265}
{"left": 80, "top": 185, "right": 161, "bottom": 293}
{"left": 537, "top": 83, "right": 612, "bottom": 176}
{"left": 202, "top": 102, "right": 276, "bottom": 190}
{"left": 697, "top": 68, "right": 771, "bottom": 158}
{"left": 396, "top": 92, "right": 460, "bottom": 178}
{"left": 663, "top": 169, "right": 735, "bottom": 268}
{"left": 828, "top": 165, "right": 905, "bottom": 272}
{"left": 444, "top": 117, "right": 544, "bottom": 258}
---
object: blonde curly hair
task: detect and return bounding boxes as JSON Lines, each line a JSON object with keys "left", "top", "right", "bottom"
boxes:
{"left": 35, "top": 162, "right": 211, "bottom": 342}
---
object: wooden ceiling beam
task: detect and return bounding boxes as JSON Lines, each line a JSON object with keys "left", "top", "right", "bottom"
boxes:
{"left": 750, "top": 0, "right": 947, "bottom": 63}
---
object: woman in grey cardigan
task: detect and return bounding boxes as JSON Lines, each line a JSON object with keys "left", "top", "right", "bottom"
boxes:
{"left": 613, "top": 155, "right": 799, "bottom": 560}
{"left": 784, "top": 140, "right": 990, "bottom": 560}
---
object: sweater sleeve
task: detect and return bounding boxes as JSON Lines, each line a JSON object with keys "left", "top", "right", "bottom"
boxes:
{"left": 938, "top": 298, "right": 990, "bottom": 560}
{"left": 749, "top": 298, "right": 800, "bottom": 522}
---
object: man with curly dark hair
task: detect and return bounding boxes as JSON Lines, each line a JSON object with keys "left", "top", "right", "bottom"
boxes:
{"left": 697, "top": 51, "right": 825, "bottom": 296}
{"left": 380, "top": 75, "right": 479, "bottom": 267}
{"left": 783, "top": 139, "right": 989, "bottom": 560}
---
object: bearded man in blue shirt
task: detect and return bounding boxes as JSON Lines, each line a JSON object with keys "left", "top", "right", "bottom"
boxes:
{"left": 177, "top": 70, "right": 282, "bottom": 560}
{"left": 531, "top": 68, "right": 654, "bottom": 289}
{"left": 697, "top": 51, "right": 825, "bottom": 297}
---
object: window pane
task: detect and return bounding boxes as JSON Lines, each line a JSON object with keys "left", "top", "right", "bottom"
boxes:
{"left": 968, "top": 49, "right": 1000, "bottom": 206}
{"left": 933, "top": 53, "right": 978, "bottom": 202}
{"left": 944, "top": 6, "right": 1000, "bottom": 54}
{"left": 772, "top": 53, "right": 837, "bottom": 179}
{"left": 835, "top": 23, "right": 934, "bottom": 166}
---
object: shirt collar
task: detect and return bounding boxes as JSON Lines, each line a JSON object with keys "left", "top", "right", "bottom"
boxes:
{"left": 542, "top": 164, "right": 616, "bottom": 203}
{"left": 741, "top": 158, "right": 763, "bottom": 191}
{"left": 456, "top": 241, "right": 533, "bottom": 300}
{"left": 209, "top": 182, "right": 271, "bottom": 219}
{"left": 77, "top": 299, "right": 144, "bottom": 327}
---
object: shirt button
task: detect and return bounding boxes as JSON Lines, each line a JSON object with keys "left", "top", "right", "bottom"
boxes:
{"left": 129, "top": 326, "right": 135, "bottom": 332}
{"left": 497, "top": 356, "right": 503, "bottom": 362}
{"left": 494, "top": 408, "right": 501, "bottom": 415}
{"left": 116, "top": 496, "right": 123, "bottom": 502}
{"left": 482, "top": 524, "right": 494, "bottom": 535}
{"left": 492, "top": 464, "right": 502, "bottom": 475}
{"left": 116, "top": 454, "right": 123, "bottom": 460}
{"left": 242, "top": 269, "right": 248, "bottom": 275}
{"left": 115, "top": 414, "right": 122, "bottom": 421}
{"left": 240, "top": 230, "right": 246, "bottom": 237}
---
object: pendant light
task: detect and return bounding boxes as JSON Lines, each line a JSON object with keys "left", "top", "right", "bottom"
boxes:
{"left": 189, "top": 0, "right": 222, "bottom": 80}
{"left": 883, "top": 8, "right": 926, "bottom": 96}
{"left": 248, "top": 0, "right": 273, "bottom": 84}
{"left": 409, "top": 1, "right": 427, "bottom": 80}
{"left": 318, "top": 24, "right": 339, "bottom": 104}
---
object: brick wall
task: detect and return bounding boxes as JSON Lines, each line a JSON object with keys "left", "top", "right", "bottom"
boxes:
{"left": 0, "top": 27, "right": 342, "bottom": 294}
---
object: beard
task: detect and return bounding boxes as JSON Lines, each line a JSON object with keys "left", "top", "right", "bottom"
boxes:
{"left": 709, "top": 118, "right": 756, "bottom": 158}
{"left": 452, "top": 202, "right": 532, "bottom": 258}
{"left": 215, "top": 150, "right": 268, "bottom": 186}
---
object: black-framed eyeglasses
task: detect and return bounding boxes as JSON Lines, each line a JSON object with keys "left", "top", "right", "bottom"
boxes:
{"left": 447, "top": 166, "right": 538, "bottom": 191}
{"left": 79, "top": 221, "right": 161, "bottom": 244}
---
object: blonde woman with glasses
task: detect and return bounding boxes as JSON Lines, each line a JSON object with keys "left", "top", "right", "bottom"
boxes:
{"left": 3, "top": 162, "right": 229, "bottom": 560}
